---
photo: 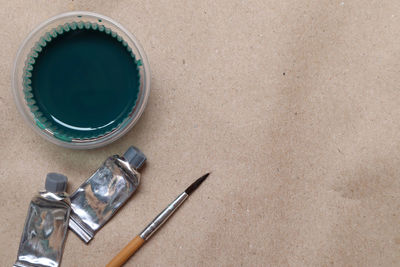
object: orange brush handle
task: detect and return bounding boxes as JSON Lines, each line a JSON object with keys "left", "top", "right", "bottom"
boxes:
{"left": 106, "top": 235, "right": 145, "bottom": 267}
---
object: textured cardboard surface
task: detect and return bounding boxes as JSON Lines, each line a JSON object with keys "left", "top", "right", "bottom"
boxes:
{"left": 1, "top": 1, "right": 400, "bottom": 266}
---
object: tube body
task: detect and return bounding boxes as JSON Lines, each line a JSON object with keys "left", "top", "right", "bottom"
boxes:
{"left": 14, "top": 192, "right": 70, "bottom": 267}
{"left": 69, "top": 155, "right": 141, "bottom": 243}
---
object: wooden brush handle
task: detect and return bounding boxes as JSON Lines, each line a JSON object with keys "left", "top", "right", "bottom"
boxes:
{"left": 106, "top": 235, "right": 145, "bottom": 267}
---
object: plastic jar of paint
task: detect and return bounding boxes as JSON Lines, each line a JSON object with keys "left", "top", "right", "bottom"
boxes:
{"left": 12, "top": 11, "right": 150, "bottom": 149}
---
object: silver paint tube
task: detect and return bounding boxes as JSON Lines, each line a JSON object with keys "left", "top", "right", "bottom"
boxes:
{"left": 14, "top": 173, "right": 70, "bottom": 267}
{"left": 68, "top": 146, "right": 146, "bottom": 243}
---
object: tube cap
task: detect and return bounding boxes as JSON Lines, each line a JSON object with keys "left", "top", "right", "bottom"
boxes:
{"left": 123, "top": 146, "right": 146, "bottom": 169}
{"left": 45, "top": 172, "right": 68, "bottom": 193}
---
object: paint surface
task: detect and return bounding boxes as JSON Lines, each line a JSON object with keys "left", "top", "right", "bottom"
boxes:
{"left": 30, "top": 27, "right": 140, "bottom": 138}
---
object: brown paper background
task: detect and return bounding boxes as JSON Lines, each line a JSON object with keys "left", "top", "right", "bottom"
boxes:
{"left": 1, "top": 1, "right": 400, "bottom": 266}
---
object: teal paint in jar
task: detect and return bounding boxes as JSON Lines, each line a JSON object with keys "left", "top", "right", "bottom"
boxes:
{"left": 13, "top": 12, "right": 150, "bottom": 149}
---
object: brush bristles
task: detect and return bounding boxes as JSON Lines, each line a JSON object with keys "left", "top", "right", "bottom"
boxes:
{"left": 185, "top": 173, "right": 210, "bottom": 195}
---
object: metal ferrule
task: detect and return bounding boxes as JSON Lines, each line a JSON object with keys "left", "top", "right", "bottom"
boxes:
{"left": 140, "top": 192, "right": 188, "bottom": 240}
{"left": 69, "top": 155, "right": 140, "bottom": 243}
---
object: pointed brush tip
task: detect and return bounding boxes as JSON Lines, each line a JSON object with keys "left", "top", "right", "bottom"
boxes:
{"left": 185, "top": 172, "right": 210, "bottom": 195}
{"left": 198, "top": 172, "right": 210, "bottom": 184}
{"left": 201, "top": 172, "right": 211, "bottom": 180}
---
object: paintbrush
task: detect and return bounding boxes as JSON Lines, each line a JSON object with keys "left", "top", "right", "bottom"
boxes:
{"left": 106, "top": 173, "right": 210, "bottom": 267}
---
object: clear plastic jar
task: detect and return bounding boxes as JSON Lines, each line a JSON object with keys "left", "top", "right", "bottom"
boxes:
{"left": 12, "top": 11, "right": 150, "bottom": 149}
